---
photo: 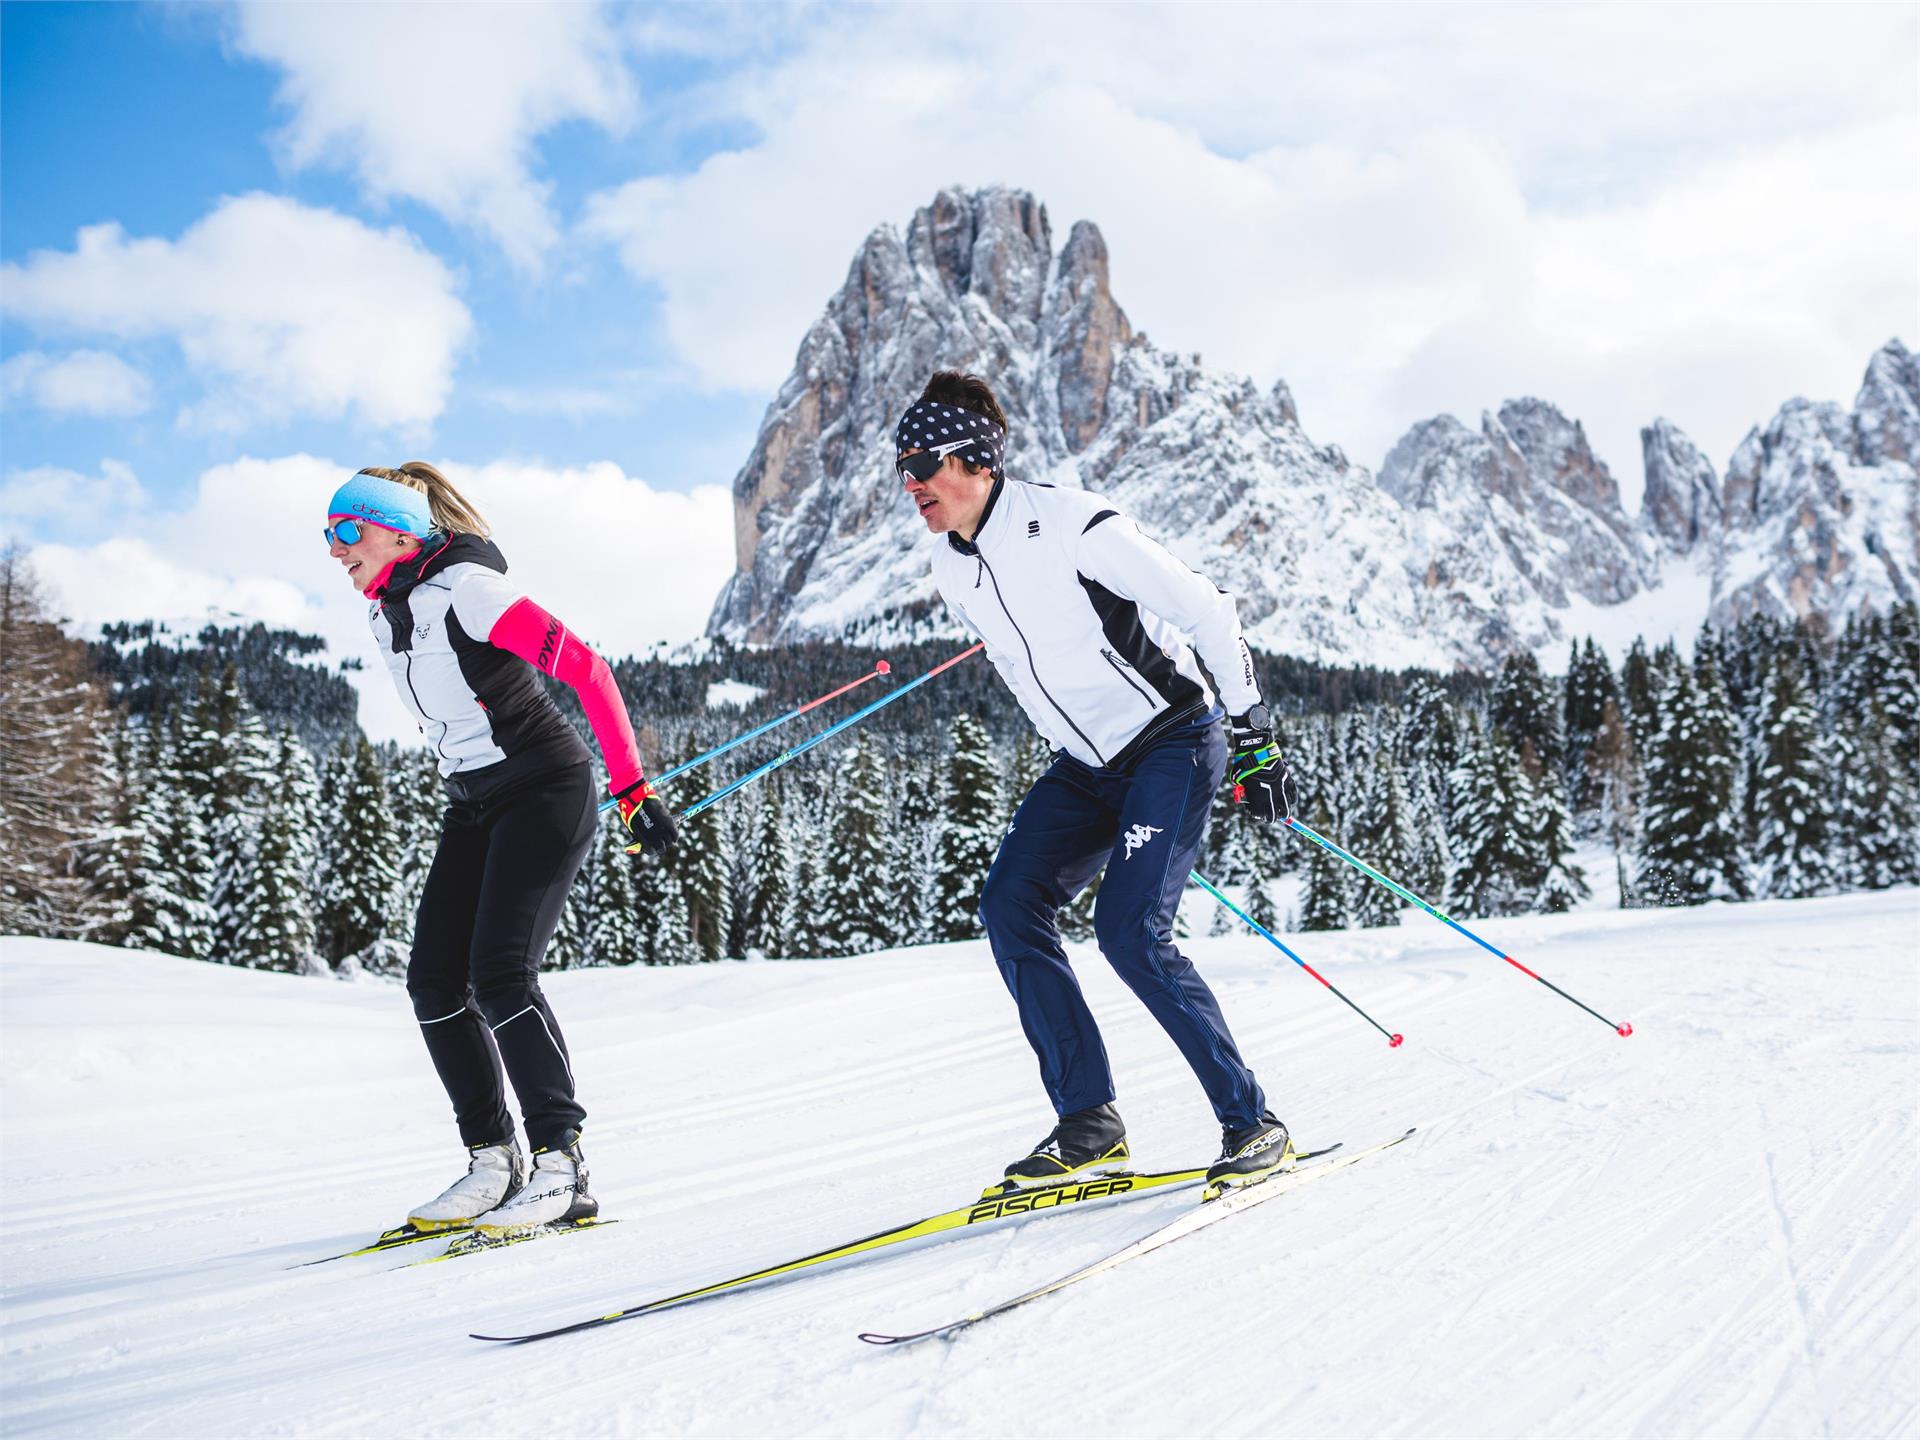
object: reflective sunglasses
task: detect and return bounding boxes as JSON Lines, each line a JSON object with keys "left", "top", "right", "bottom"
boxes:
{"left": 322, "top": 518, "right": 369, "bottom": 547}
{"left": 897, "top": 439, "right": 971, "bottom": 486}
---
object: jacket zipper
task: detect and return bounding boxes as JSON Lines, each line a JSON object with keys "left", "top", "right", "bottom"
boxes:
{"left": 1101, "top": 648, "right": 1156, "bottom": 707}
{"left": 976, "top": 551, "right": 1106, "bottom": 765}
{"left": 398, "top": 641, "right": 451, "bottom": 762}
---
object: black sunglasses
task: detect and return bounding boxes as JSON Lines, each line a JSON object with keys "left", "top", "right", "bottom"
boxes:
{"left": 897, "top": 440, "right": 970, "bottom": 485}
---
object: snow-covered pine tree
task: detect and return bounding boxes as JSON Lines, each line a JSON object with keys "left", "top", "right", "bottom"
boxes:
{"left": 933, "top": 713, "right": 1000, "bottom": 941}
{"left": 1296, "top": 795, "right": 1349, "bottom": 931}
{"left": 1491, "top": 650, "right": 1564, "bottom": 784}
{"left": 1636, "top": 660, "right": 1746, "bottom": 907}
{"left": 1531, "top": 750, "right": 1589, "bottom": 913}
{"left": 227, "top": 737, "right": 321, "bottom": 973}
{"left": 668, "top": 773, "right": 734, "bottom": 963}
{"left": 822, "top": 736, "right": 893, "bottom": 956}
{"left": 740, "top": 782, "right": 796, "bottom": 958}
{"left": 316, "top": 736, "right": 403, "bottom": 969}
{"left": 647, "top": 864, "right": 694, "bottom": 965}
{"left": 1404, "top": 764, "right": 1450, "bottom": 899}
{"left": 1588, "top": 698, "right": 1639, "bottom": 906}
{"left": 1348, "top": 751, "right": 1415, "bottom": 927}
{"left": 544, "top": 879, "right": 589, "bottom": 970}
{"left": 1397, "top": 678, "right": 1460, "bottom": 825}
{"left": 1244, "top": 868, "right": 1279, "bottom": 934}
{"left": 1565, "top": 639, "right": 1621, "bottom": 826}
{"left": 1620, "top": 638, "right": 1659, "bottom": 757}
{"left": 583, "top": 817, "right": 644, "bottom": 967}
{"left": 1750, "top": 647, "right": 1834, "bottom": 899}
{"left": 77, "top": 724, "right": 137, "bottom": 945}
{"left": 1835, "top": 705, "right": 1920, "bottom": 889}
{"left": 181, "top": 664, "right": 277, "bottom": 961}
{"left": 1446, "top": 719, "right": 1535, "bottom": 918}
{"left": 128, "top": 714, "right": 218, "bottom": 959}
{"left": 388, "top": 749, "right": 443, "bottom": 941}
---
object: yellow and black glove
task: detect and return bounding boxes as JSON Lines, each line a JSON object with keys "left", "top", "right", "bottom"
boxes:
{"left": 1227, "top": 706, "right": 1294, "bottom": 824}
{"left": 614, "top": 779, "right": 678, "bottom": 858}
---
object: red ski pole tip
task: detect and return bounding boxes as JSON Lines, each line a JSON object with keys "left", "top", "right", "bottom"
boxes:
{"left": 1617, "top": 1023, "right": 1633, "bottom": 1036}
{"left": 1389, "top": 1033, "right": 1404, "bottom": 1048}
{"left": 875, "top": 660, "right": 891, "bottom": 674}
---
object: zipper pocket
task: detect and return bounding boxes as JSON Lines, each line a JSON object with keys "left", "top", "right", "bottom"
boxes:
{"left": 1102, "top": 648, "right": 1155, "bottom": 706}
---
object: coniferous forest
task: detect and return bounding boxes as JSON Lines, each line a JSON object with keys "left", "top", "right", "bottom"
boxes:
{"left": 2, "top": 546, "right": 1915, "bottom": 976}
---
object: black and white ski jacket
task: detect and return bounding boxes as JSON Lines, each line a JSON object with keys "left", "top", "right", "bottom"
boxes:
{"left": 365, "top": 533, "right": 596, "bottom": 798}
{"left": 932, "top": 479, "right": 1264, "bottom": 770}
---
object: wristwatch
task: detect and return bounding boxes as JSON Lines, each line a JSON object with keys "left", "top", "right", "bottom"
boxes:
{"left": 1239, "top": 703, "right": 1272, "bottom": 732}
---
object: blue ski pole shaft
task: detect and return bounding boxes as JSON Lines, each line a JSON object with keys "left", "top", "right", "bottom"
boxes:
{"left": 1188, "top": 871, "right": 1404, "bottom": 1047}
{"left": 598, "top": 661, "right": 892, "bottom": 812}
{"left": 1280, "top": 815, "right": 1631, "bottom": 1036}
{"left": 677, "top": 644, "right": 985, "bottom": 821}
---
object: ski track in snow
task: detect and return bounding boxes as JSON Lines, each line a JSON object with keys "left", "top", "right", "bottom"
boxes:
{"left": 2, "top": 890, "right": 1916, "bottom": 1438}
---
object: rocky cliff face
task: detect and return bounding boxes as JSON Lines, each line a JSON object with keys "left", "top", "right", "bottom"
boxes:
{"left": 708, "top": 186, "right": 1916, "bottom": 664}
{"left": 1706, "top": 342, "right": 1919, "bottom": 628}
{"left": 707, "top": 186, "right": 1429, "bottom": 666}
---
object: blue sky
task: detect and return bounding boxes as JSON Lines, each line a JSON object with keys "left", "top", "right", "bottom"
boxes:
{"left": 3, "top": 1, "right": 1915, "bottom": 745}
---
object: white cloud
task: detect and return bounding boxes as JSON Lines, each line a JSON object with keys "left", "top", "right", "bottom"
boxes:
{"left": 0, "top": 194, "right": 470, "bottom": 432}
{"left": 0, "top": 460, "right": 147, "bottom": 538}
{"left": 26, "top": 453, "right": 733, "bottom": 746}
{"left": 1, "top": 350, "right": 153, "bottom": 417}
{"left": 228, "top": 0, "right": 636, "bottom": 270}
{"left": 584, "top": 2, "right": 1918, "bottom": 498}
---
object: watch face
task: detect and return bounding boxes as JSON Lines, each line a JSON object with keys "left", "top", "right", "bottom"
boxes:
{"left": 1244, "top": 704, "right": 1271, "bottom": 730}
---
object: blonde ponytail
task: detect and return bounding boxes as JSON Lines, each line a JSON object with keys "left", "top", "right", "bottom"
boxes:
{"left": 357, "top": 462, "right": 491, "bottom": 538}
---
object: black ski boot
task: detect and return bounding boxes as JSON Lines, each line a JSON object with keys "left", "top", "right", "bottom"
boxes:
{"left": 991, "top": 1102, "right": 1129, "bottom": 1195}
{"left": 1204, "top": 1112, "right": 1293, "bottom": 1199}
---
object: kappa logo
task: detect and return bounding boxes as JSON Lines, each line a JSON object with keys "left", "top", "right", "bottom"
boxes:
{"left": 1122, "top": 823, "right": 1163, "bottom": 859}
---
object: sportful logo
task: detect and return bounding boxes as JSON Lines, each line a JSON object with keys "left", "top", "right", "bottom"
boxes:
{"left": 1122, "top": 823, "right": 1163, "bottom": 858}
{"left": 1027, "top": 520, "right": 1041, "bottom": 538}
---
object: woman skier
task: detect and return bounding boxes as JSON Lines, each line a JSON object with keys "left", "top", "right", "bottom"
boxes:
{"left": 896, "top": 372, "right": 1298, "bottom": 1197}
{"left": 324, "top": 463, "right": 675, "bottom": 1237}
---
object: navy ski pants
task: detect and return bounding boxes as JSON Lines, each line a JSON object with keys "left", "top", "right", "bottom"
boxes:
{"left": 977, "top": 713, "right": 1268, "bottom": 1130}
{"left": 407, "top": 761, "right": 595, "bottom": 1153}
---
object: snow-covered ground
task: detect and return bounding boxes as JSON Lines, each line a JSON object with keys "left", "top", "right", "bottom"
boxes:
{"left": 4, "top": 890, "right": 1916, "bottom": 1438}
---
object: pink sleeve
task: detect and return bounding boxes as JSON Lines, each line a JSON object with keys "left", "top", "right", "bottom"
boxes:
{"left": 490, "top": 596, "right": 646, "bottom": 795}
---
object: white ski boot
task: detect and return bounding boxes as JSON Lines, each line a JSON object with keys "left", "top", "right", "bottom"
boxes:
{"left": 473, "top": 1135, "right": 596, "bottom": 1236}
{"left": 407, "top": 1139, "right": 526, "bottom": 1233}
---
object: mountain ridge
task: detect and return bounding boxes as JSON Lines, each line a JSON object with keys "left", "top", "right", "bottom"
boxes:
{"left": 708, "top": 186, "right": 1917, "bottom": 664}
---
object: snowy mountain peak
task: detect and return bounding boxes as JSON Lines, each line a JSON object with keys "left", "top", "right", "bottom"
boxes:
{"left": 707, "top": 187, "right": 1912, "bottom": 661}
{"left": 1853, "top": 338, "right": 1920, "bottom": 467}
{"left": 1639, "top": 418, "right": 1722, "bottom": 555}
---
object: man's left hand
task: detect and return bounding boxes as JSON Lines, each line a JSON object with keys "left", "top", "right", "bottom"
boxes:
{"left": 1227, "top": 710, "right": 1295, "bottom": 824}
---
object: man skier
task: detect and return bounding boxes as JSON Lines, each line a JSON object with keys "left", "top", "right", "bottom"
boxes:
{"left": 896, "top": 370, "right": 1297, "bottom": 1197}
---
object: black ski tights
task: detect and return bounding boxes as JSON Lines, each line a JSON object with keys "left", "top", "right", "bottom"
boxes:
{"left": 406, "top": 762, "right": 596, "bottom": 1152}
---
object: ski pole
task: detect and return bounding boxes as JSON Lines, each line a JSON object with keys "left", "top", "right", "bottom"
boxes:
{"left": 600, "top": 660, "right": 892, "bottom": 812}
{"left": 677, "top": 644, "right": 985, "bottom": 821}
{"left": 1281, "top": 815, "right": 1632, "bottom": 1036}
{"left": 1188, "top": 871, "right": 1404, "bottom": 1048}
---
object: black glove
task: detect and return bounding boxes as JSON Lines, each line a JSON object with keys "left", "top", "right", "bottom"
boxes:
{"left": 614, "top": 780, "right": 678, "bottom": 857}
{"left": 1227, "top": 708, "right": 1294, "bottom": 824}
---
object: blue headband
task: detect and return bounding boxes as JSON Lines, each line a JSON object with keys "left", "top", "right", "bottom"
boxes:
{"left": 894, "top": 401, "right": 1006, "bottom": 480}
{"left": 327, "top": 472, "right": 436, "bottom": 540}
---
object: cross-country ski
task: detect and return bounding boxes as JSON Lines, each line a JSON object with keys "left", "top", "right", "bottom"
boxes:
{"left": 859, "top": 1130, "right": 1413, "bottom": 1345}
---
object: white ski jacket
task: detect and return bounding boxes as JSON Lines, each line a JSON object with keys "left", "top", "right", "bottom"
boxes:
{"left": 932, "top": 479, "right": 1264, "bottom": 770}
